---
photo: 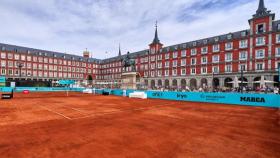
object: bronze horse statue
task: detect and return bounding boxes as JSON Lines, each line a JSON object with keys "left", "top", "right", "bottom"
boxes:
{"left": 123, "top": 51, "right": 136, "bottom": 72}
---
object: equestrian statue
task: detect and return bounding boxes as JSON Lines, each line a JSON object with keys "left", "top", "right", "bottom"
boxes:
{"left": 122, "top": 51, "right": 136, "bottom": 72}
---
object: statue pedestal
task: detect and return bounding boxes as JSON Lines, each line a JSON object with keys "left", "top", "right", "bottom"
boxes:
{"left": 121, "top": 72, "right": 137, "bottom": 90}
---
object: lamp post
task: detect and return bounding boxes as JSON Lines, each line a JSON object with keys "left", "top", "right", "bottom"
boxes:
{"left": 240, "top": 69, "right": 244, "bottom": 93}
{"left": 17, "top": 62, "right": 24, "bottom": 78}
{"left": 212, "top": 72, "right": 215, "bottom": 92}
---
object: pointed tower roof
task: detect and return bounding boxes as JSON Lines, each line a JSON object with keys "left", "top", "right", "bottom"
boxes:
{"left": 118, "top": 43, "right": 121, "bottom": 56}
{"left": 150, "top": 21, "right": 161, "bottom": 45}
{"left": 253, "top": 0, "right": 274, "bottom": 19}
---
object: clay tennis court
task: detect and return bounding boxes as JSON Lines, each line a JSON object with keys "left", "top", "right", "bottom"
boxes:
{"left": 0, "top": 92, "right": 279, "bottom": 158}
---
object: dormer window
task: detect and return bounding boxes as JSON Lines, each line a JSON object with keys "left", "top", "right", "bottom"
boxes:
{"left": 203, "top": 39, "right": 208, "bottom": 45}
{"left": 182, "top": 44, "right": 187, "bottom": 48}
{"left": 278, "top": 24, "right": 280, "bottom": 30}
{"left": 192, "top": 42, "right": 197, "bottom": 47}
{"left": 256, "top": 23, "right": 265, "bottom": 34}
{"left": 214, "top": 37, "right": 219, "bottom": 42}
{"left": 44, "top": 53, "right": 47, "bottom": 56}
{"left": 39, "top": 52, "right": 42, "bottom": 55}
{"left": 241, "top": 31, "right": 247, "bottom": 37}
{"left": 227, "top": 34, "right": 232, "bottom": 40}
{"left": 1, "top": 46, "right": 5, "bottom": 51}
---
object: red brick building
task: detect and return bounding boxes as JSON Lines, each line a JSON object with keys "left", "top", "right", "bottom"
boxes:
{"left": 0, "top": 0, "right": 280, "bottom": 89}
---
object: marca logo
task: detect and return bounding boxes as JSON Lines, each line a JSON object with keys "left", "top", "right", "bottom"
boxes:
{"left": 240, "top": 97, "right": 265, "bottom": 103}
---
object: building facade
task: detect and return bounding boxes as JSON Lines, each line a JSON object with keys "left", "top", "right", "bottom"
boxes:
{"left": 0, "top": 0, "right": 280, "bottom": 89}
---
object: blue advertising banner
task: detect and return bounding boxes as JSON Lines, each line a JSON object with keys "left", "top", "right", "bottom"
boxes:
{"left": 0, "top": 76, "right": 5, "bottom": 83}
{"left": 58, "top": 80, "right": 75, "bottom": 85}
{"left": 110, "top": 89, "right": 280, "bottom": 108}
{"left": 146, "top": 91, "right": 280, "bottom": 108}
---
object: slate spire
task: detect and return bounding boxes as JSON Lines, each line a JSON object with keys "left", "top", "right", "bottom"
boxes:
{"left": 151, "top": 21, "right": 161, "bottom": 45}
{"left": 118, "top": 43, "right": 121, "bottom": 56}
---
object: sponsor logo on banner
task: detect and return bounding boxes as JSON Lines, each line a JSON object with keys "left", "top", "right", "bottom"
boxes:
{"left": 152, "top": 92, "right": 163, "bottom": 97}
{"left": 240, "top": 97, "right": 265, "bottom": 103}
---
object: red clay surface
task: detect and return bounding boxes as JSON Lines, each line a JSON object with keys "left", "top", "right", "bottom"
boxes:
{"left": 0, "top": 92, "right": 279, "bottom": 158}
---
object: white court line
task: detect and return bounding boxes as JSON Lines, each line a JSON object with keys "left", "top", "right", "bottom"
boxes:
{"left": 60, "top": 105, "right": 89, "bottom": 115}
{"left": 72, "top": 103, "right": 171, "bottom": 120}
{"left": 39, "top": 105, "right": 72, "bottom": 120}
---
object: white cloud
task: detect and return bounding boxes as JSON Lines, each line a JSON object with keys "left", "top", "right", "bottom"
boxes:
{"left": 0, "top": 0, "right": 279, "bottom": 59}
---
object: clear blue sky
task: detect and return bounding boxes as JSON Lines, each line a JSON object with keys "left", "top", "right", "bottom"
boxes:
{"left": 0, "top": 0, "right": 279, "bottom": 59}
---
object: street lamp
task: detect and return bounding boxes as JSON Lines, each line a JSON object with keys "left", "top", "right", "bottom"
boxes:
{"left": 240, "top": 69, "right": 244, "bottom": 93}
{"left": 17, "top": 61, "right": 24, "bottom": 78}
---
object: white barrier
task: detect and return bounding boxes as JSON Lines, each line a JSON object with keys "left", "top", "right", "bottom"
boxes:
{"left": 129, "top": 92, "right": 147, "bottom": 99}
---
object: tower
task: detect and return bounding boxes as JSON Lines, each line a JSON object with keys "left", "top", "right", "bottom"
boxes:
{"left": 149, "top": 21, "right": 163, "bottom": 54}
{"left": 249, "top": 0, "right": 275, "bottom": 35}
{"left": 83, "top": 48, "right": 90, "bottom": 58}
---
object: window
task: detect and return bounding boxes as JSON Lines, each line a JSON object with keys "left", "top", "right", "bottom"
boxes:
{"left": 256, "top": 23, "right": 265, "bottom": 34}
{"left": 225, "top": 42, "right": 233, "bottom": 50}
{"left": 212, "top": 66, "right": 219, "bottom": 73}
{"left": 172, "top": 69, "right": 177, "bottom": 76}
{"left": 173, "top": 52, "right": 178, "bottom": 58}
{"left": 191, "top": 49, "right": 197, "bottom": 55}
{"left": 225, "top": 65, "right": 232, "bottom": 73}
{"left": 201, "top": 47, "right": 208, "bottom": 54}
{"left": 157, "top": 62, "right": 162, "bottom": 68}
{"left": 8, "top": 61, "right": 13, "bottom": 67}
{"left": 191, "top": 68, "right": 196, "bottom": 75}
{"left": 212, "top": 55, "right": 219, "bottom": 63}
{"left": 8, "top": 69, "right": 13, "bottom": 75}
{"left": 157, "top": 54, "right": 162, "bottom": 60}
{"left": 278, "top": 24, "right": 280, "bottom": 30}
{"left": 256, "top": 63, "right": 264, "bottom": 71}
{"left": 225, "top": 53, "right": 232, "bottom": 62}
{"left": 227, "top": 34, "right": 232, "bottom": 40}
{"left": 239, "top": 64, "right": 247, "bottom": 72}
{"left": 201, "top": 56, "right": 207, "bottom": 64}
{"left": 1, "top": 52, "right": 6, "bottom": 59}
{"left": 181, "top": 50, "right": 186, "bottom": 57}
{"left": 276, "top": 34, "right": 280, "bottom": 43}
{"left": 201, "top": 67, "right": 207, "bottom": 74}
{"left": 165, "top": 53, "right": 169, "bottom": 59}
{"left": 276, "top": 47, "right": 280, "bottom": 57}
{"left": 8, "top": 53, "right": 13, "bottom": 59}
{"left": 172, "top": 60, "right": 177, "bottom": 67}
{"left": 181, "top": 59, "right": 186, "bottom": 66}
{"left": 239, "top": 40, "right": 248, "bottom": 48}
{"left": 165, "top": 70, "right": 169, "bottom": 76}
{"left": 239, "top": 51, "right": 247, "bottom": 60}
{"left": 1, "top": 69, "right": 6, "bottom": 75}
{"left": 157, "top": 70, "right": 162, "bottom": 77}
{"left": 165, "top": 61, "right": 169, "bottom": 68}
{"left": 241, "top": 31, "right": 247, "bottom": 37}
{"left": 150, "top": 71, "right": 155, "bottom": 77}
{"left": 203, "top": 39, "right": 208, "bottom": 44}
{"left": 1, "top": 60, "right": 6, "bottom": 67}
{"left": 181, "top": 68, "right": 186, "bottom": 75}
{"left": 21, "top": 55, "right": 26, "bottom": 61}
{"left": 256, "top": 49, "right": 265, "bottom": 59}
{"left": 256, "top": 37, "right": 265, "bottom": 46}
{"left": 213, "top": 44, "right": 220, "bottom": 52}
{"left": 14, "top": 54, "right": 19, "bottom": 60}
{"left": 191, "top": 58, "right": 196, "bottom": 65}
{"left": 150, "top": 56, "right": 155, "bottom": 61}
